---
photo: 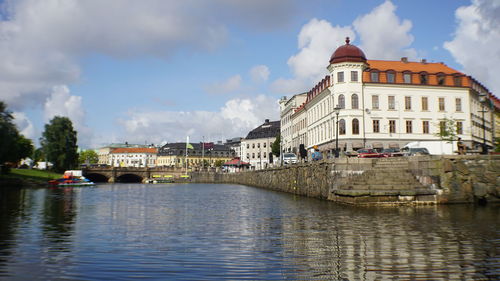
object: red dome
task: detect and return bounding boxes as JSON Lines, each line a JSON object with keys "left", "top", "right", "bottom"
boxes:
{"left": 329, "top": 37, "right": 367, "bottom": 64}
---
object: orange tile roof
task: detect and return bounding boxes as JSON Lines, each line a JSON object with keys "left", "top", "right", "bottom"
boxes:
{"left": 111, "top": 147, "right": 157, "bottom": 154}
{"left": 366, "top": 60, "right": 463, "bottom": 75}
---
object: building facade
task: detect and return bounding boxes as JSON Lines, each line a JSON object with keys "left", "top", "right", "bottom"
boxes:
{"left": 240, "top": 119, "right": 280, "bottom": 170}
{"left": 279, "top": 93, "right": 307, "bottom": 154}
{"left": 157, "top": 142, "right": 234, "bottom": 169}
{"left": 109, "top": 147, "right": 158, "bottom": 167}
{"left": 281, "top": 37, "right": 498, "bottom": 156}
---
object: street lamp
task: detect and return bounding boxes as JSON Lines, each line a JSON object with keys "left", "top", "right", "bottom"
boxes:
{"left": 333, "top": 105, "right": 341, "bottom": 158}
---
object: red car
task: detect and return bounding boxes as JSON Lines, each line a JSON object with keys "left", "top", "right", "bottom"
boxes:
{"left": 381, "top": 148, "right": 404, "bottom": 157}
{"left": 357, "top": 148, "right": 384, "bottom": 158}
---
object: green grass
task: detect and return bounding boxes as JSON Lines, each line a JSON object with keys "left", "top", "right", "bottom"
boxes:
{"left": 5, "top": 169, "right": 62, "bottom": 181}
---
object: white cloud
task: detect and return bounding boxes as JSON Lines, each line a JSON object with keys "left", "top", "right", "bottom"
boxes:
{"left": 444, "top": 0, "right": 500, "bottom": 96}
{"left": 249, "top": 65, "right": 270, "bottom": 83}
{"left": 12, "top": 111, "right": 35, "bottom": 140}
{"left": 43, "top": 85, "right": 92, "bottom": 147}
{"left": 353, "top": 0, "right": 417, "bottom": 60}
{"left": 118, "top": 95, "right": 279, "bottom": 144}
{"left": 204, "top": 75, "right": 242, "bottom": 94}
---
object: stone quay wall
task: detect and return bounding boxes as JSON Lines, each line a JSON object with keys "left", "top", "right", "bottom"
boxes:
{"left": 191, "top": 155, "right": 500, "bottom": 205}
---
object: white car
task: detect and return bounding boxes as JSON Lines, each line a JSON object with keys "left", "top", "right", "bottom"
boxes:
{"left": 283, "top": 153, "right": 298, "bottom": 164}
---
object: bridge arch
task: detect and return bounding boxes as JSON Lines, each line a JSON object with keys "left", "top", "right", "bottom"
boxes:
{"left": 85, "top": 173, "right": 109, "bottom": 183}
{"left": 116, "top": 173, "right": 143, "bottom": 183}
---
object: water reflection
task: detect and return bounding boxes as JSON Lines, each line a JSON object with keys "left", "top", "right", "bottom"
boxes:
{"left": 0, "top": 184, "right": 498, "bottom": 280}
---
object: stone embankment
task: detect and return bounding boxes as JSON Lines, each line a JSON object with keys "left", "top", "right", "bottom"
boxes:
{"left": 191, "top": 155, "right": 500, "bottom": 205}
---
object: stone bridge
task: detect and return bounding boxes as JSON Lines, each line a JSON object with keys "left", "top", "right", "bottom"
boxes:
{"left": 83, "top": 167, "right": 188, "bottom": 183}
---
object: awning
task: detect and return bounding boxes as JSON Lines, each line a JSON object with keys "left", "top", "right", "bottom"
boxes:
{"left": 389, "top": 142, "right": 400, "bottom": 148}
{"left": 352, "top": 142, "right": 364, "bottom": 148}
{"left": 372, "top": 142, "right": 383, "bottom": 148}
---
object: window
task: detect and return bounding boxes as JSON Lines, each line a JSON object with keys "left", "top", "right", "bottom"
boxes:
{"left": 453, "top": 75, "right": 462, "bottom": 86}
{"left": 439, "top": 121, "right": 446, "bottom": 135}
{"left": 422, "top": 97, "right": 428, "bottom": 111}
{"left": 420, "top": 72, "right": 428, "bottom": 84}
{"left": 456, "top": 98, "right": 462, "bottom": 111}
{"left": 351, "top": 94, "right": 359, "bottom": 109}
{"left": 437, "top": 73, "right": 445, "bottom": 85}
{"left": 405, "top": 96, "right": 411, "bottom": 110}
{"left": 370, "top": 70, "right": 379, "bottom": 82}
{"left": 372, "top": 95, "right": 379, "bottom": 109}
{"left": 352, "top": 119, "right": 359, "bottom": 135}
{"left": 246, "top": 143, "right": 249, "bottom": 149}
{"left": 252, "top": 153, "right": 255, "bottom": 159}
{"left": 338, "top": 94, "right": 345, "bottom": 109}
{"left": 406, "top": 120, "right": 412, "bottom": 133}
{"left": 337, "top": 71, "right": 344, "bottom": 83}
{"left": 387, "top": 71, "right": 395, "bottom": 83}
{"left": 439, "top": 97, "right": 445, "bottom": 111}
{"left": 388, "top": 96, "right": 395, "bottom": 110}
{"left": 403, "top": 72, "right": 412, "bottom": 83}
{"left": 389, "top": 120, "right": 396, "bottom": 133}
{"left": 373, "top": 120, "right": 380, "bottom": 133}
{"left": 339, "top": 119, "right": 346, "bottom": 135}
{"left": 257, "top": 143, "right": 260, "bottom": 148}
{"left": 457, "top": 121, "right": 463, "bottom": 135}
{"left": 263, "top": 142, "right": 266, "bottom": 148}
{"left": 351, "top": 71, "right": 358, "bottom": 82}
{"left": 252, "top": 143, "right": 255, "bottom": 148}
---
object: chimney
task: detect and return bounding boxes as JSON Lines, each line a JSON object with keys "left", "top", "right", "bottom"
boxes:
{"left": 265, "top": 119, "right": 269, "bottom": 123}
{"left": 421, "top": 59, "right": 427, "bottom": 64}
{"left": 401, "top": 57, "right": 408, "bottom": 63}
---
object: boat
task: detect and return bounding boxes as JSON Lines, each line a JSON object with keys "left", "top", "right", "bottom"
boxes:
{"left": 48, "top": 170, "right": 95, "bottom": 187}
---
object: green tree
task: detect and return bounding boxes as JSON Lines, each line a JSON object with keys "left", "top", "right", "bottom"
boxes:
{"left": 79, "top": 150, "right": 98, "bottom": 164}
{"left": 214, "top": 159, "right": 225, "bottom": 167}
{"left": 271, "top": 134, "right": 281, "bottom": 157}
{"left": 0, "top": 101, "right": 34, "bottom": 165}
{"left": 40, "top": 116, "right": 79, "bottom": 172}
{"left": 435, "top": 117, "right": 458, "bottom": 142}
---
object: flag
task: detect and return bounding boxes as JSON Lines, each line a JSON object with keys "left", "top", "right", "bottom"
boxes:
{"left": 187, "top": 143, "right": 194, "bottom": 150}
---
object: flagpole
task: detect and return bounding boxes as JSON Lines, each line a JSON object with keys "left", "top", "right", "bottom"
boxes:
{"left": 185, "top": 136, "right": 189, "bottom": 175}
{"left": 202, "top": 136, "right": 205, "bottom": 171}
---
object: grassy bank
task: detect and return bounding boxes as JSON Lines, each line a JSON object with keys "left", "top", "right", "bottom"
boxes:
{"left": 0, "top": 169, "right": 62, "bottom": 187}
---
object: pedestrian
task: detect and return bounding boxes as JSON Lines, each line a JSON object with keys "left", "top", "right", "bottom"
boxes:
{"left": 312, "top": 145, "right": 323, "bottom": 161}
{"left": 457, "top": 137, "right": 466, "bottom": 155}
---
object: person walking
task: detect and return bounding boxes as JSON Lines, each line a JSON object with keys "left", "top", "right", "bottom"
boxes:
{"left": 457, "top": 138, "right": 466, "bottom": 155}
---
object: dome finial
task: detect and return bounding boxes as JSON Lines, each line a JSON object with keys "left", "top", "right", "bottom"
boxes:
{"left": 345, "top": 37, "right": 350, "bottom": 45}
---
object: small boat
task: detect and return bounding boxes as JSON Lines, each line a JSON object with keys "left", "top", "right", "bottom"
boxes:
{"left": 48, "top": 170, "right": 95, "bottom": 187}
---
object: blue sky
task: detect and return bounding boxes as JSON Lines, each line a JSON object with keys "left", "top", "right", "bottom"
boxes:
{"left": 1, "top": 0, "right": 498, "bottom": 148}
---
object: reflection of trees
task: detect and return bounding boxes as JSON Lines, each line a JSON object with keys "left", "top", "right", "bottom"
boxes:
{"left": 280, "top": 204, "right": 498, "bottom": 280}
{"left": 0, "top": 188, "right": 27, "bottom": 268}
{"left": 42, "top": 188, "right": 77, "bottom": 250}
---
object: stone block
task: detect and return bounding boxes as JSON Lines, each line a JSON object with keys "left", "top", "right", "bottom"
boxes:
{"left": 442, "top": 159, "right": 453, "bottom": 172}
{"left": 473, "top": 182, "right": 488, "bottom": 197}
{"left": 455, "top": 161, "right": 470, "bottom": 175}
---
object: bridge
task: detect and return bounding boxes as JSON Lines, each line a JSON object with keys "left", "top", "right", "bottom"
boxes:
{"left": 83, "top": 167, "right": 190, "bottom": 183}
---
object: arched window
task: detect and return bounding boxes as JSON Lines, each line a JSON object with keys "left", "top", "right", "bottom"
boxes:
{"left": 437, "top": 73, "right": 445, "bottom": 85}
{"left": 351, "top": 94, "right": 359, "bottom": 109}
{"left": 352, "top": 118, "right": 359, "bottom": 135}
{"left": 339, "top": 119, "right": 346, "bottom": 135}
{"left": 387, "top": 70, "right": 396, "bottom": 83}
{"left": 338, "top": 94, "right": 345, "bottom": 109}
{"left": 419, "top": 72, "right": 428, "bottom": 84}
{"left": 370, "top": 70, "right": 379, "bottom": 82}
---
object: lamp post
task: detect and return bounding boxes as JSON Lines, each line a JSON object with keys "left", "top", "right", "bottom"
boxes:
{"left": 333, "top": 105, "right": 341, "bottom": 158}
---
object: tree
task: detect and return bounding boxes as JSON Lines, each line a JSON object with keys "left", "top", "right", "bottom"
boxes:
{"left": 40, "top": 116, "right": 79, "bottom": 172}
{"left": 271, "top": 134, "right": 281, "bottom": 157}
{"left": 435, "top": 117, "right": 458, "bottom": 142}
{"left": 0, "top": 101, "right": 34, "bottom": 166}
{"left": 79, "top": 150, "right": 98, "bottom": 164}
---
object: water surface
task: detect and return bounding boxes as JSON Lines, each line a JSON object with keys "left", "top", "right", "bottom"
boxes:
{"left": 0, "top": 183, "right": 498, "bottom": 280}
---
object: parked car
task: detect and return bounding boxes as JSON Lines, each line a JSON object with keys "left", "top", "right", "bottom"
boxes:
{"left": 401, "top": 147, "right": 430, "bottom": 156}
{"left": 283, "top": 153, "right": 298, "bottom": 164}
{"left": 357, "top": 148, "right": 384, "bottom": 158}
{"left": 381, "top": 148, "right": 404, "bottom": 157}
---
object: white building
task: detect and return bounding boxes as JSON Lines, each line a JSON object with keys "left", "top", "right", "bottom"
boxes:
{"left": 283, "top": 37, "right": 496, "bottom": 156}
{"left": 109, "top": 147, "right": 158, "bottom": 167}
{"left": 279, "top": 93, "right": 307, "bottom": 154}
{"left": 240, "top": 119, "right": 280, "bottom": 170}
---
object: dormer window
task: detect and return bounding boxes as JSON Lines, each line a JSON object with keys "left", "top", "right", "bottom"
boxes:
{"left": 370, "top": 70, "right": 379, "bottom": 82}
{"left": 453, "top": 75, "right": 462, "bottom": 86}
{"left": 437, "top": 73, "right": 445, "bottom": 85}
{"left": 403, "top": 72, "right": 412, "bottom": 83}
{"left": 419, "top": 72, "right": 428, "bottom": 84}
{"left": 387, "top": 71, "right": 395, "bottom": 83}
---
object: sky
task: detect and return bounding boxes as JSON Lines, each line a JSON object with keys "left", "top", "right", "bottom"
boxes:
{"left": 1, "top": 0, "right": 499, "bottom": 149}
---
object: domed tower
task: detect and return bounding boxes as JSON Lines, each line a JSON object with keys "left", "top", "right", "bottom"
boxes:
{"left": 327, "top": 37, "right": 368, "bottom": 151}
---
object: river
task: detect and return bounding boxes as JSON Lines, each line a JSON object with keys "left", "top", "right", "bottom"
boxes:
{"left": 0, "top": 183, "right": 498, "bottom": 280}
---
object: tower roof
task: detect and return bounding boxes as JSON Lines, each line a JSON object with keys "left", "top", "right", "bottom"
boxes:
{"left": 329, "top": 37, "right": 367, "bottom": 64}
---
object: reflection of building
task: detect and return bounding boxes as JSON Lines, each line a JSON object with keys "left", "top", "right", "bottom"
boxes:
{"left": 241, "top": 119, "right": 280, "bottom": 170}
{"left": 157, "top": 142, "right": 234, "bottom": 168}
{"left": 280, "top": 37, "right": 499, "bottom": 156}
{"left": 109, "top": 147, "right": 157, "bottom": 167}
